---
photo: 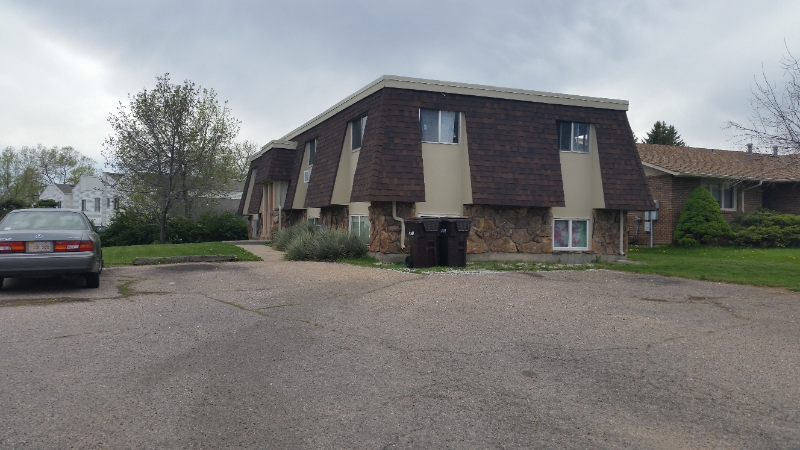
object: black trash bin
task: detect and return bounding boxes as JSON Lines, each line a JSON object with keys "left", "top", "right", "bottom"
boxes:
{"left": 438, "top": 218, "right": 471, "bottom": 267}
{"left": 406, "top": 218, "right": 440, "bottom": 268}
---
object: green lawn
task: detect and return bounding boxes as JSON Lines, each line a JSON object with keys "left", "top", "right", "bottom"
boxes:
{"left": 601, "top": 246, "right": 800, "bottom": 290}
{"left": 103, "top": 242, "right": 262, "bottom": 266}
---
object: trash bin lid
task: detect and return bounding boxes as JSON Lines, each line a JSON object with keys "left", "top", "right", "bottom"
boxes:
{"left": 454, "top": 219, "right": 471, "bottom": 232}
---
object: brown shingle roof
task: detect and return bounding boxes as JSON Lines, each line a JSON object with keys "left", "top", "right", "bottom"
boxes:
{"left": 637, "top": 144, "right": 800, "bottom": 181}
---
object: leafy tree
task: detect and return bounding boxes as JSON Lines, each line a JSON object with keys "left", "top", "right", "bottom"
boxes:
{"left": 674, "top": 187, "right": 733, "bottom": 246}
{"left": 33, "top": 199, "right": 58, "bottom": 208}
{"left": 103, "top": 74, "right": 241, "bottom": 243}
{"left": 0, "top": 146, "right": 43, "bottom": 204}
{"left": 228, "top": 140, "right": 259, "bottom": 180}
{"left": 727, "top": 47, "right": 800, "bottom": 160}
{"left": 37, "top": 145, "right": 98, "bottom": 184}
{"left": 644, "top": 121, "right": 686, "bottom": 146}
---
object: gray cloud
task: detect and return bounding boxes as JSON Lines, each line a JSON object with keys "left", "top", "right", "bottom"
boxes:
{"left": 2, "top": 0, "right": 799, "bottom": 166}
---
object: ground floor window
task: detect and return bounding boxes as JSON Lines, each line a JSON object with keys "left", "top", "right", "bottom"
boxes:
{"left": 350, "top": 215, "right": 369, "bottom": 240}
{"left": 553, "top": 219, "right": 589, "bottom": 250}
{"left": 701, "top": 182, "right": 736, "bottom": 210}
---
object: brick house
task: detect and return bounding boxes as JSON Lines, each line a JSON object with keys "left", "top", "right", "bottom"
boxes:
{"left": 239, "top": 76, "right": 653, "bottom": 262}
{"left": 628, "top": 143, "right": 800, "bottom": 246}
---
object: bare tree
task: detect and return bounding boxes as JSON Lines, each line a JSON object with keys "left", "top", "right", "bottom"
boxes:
{"left": 103, "top": 74, "right": 240, "bottom": 243}
{"left": 727, "top": 47, "right": 800, "bottom": 157}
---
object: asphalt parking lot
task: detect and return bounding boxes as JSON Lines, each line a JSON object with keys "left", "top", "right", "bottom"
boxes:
{"left": 1, "top": 247, "right": 799, "bottom": 449}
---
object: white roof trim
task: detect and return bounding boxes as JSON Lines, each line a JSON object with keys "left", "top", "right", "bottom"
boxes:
{"left": 278, "top": 75, "right": 630, "bottom": 142}
{"left": 249, "top": 140, "right": 298, "bottom": 162}
{"left": 642, "top": 162, "right": 800, "bottom": 182}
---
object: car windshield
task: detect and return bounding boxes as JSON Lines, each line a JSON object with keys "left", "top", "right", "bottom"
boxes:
{"left": 0, "top": 211, "right": 89, "bottom": 231}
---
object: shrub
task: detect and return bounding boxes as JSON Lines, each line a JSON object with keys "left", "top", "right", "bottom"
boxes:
{"left": 277, "top": 221, "right": 368, "bottom": 261}
{"left": 674, "top": 187, "right": 733, "bottom": 246}
{"left": 101, "top": 207, "right": 159, "bottom": 247}
{"left": 0, "top": 198, "right": 29, "bottom": 220}
{"left": 103, "top": 208, "right": 248, "bottom": 247}
{"left": 33, "top": 199, "right": 58, "bottom": 208}
{"left": 731, "top": 209, "right": 800, "bottom": 247}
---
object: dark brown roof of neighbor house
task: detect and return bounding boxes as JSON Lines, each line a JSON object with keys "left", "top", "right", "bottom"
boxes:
{"left": 55, "top": 184, "right": 73, "bottom": 194}
{"left": 637, "top": 144, "right": 800, "bottom": 181}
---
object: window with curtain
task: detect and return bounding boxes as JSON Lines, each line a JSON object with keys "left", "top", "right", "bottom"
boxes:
{"left": 558, "top": 122, "right": 590, "bottom": 153}
{"left": 307, "top": 139, "right": 317, "bottom": 166}
{"left": 553, "top": 219, "right": 589, "bottom": 249}
{"left": 420, "top": 109, "right": 460, "bottom": 144}
{"left": 351, "top": 115, "right": 368, "bottom": 150}
{"left": 701, "top": 182, "right": 735, "bottom": 210}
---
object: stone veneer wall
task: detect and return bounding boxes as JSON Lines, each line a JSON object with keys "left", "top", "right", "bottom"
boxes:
{"left": 465, "top": 205, "right": 553, "bottom": 254}
{"left": 368, "top": 202, "right": 415, "bottom": 254}
{"left": 592, "top": 209, "right": 628, "bottom": 255}
{"left": 320, "top": 205, "right": 349, "bottom": 230}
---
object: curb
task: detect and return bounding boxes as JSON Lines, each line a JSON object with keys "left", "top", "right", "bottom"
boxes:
{"left": 133, "top": 254, "right": 239, "bottom": 265}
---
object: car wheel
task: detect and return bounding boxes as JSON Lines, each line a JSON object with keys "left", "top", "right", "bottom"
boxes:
{"left": 0, "top": 277, "right": 4, "bottom": 289}
{"left": 98, "top": 256, "right": 104, "bottom": 275}
{"left": 85, "top": 272, "right": 100, "bottom": 289}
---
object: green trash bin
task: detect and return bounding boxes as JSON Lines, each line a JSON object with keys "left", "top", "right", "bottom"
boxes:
{"left": 438, "top": 218, "right": 471, "bottom": 267}
{"left": 405, "top": 218, "right": 440, "bottom": 268}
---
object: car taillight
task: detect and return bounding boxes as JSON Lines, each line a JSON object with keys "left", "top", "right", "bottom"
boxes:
{"left": 0, "top": 241, "right": 25, "bottom": 253}
{"left": 54, "top": 240, "right": 94, "bottom": 252}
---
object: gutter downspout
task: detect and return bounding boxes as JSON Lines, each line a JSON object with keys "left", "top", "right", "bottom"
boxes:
{"left": 741, "top": 180, "right": 764, "bottom": 213}
{"left": 392, "top": 201, "right": 405, "bottom": 249}
{"left": 619, "top": 210, "right": 624, "bottom": 256}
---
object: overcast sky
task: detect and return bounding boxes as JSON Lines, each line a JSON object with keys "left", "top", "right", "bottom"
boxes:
{"left": 2, "top": 0, "right": 799, "bottom": 166}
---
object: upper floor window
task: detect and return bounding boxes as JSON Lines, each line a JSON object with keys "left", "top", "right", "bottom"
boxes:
{"left": 702, "top": 182, "right": 736, "bottom": 210}
{"left": 420, "top": 109, "right": 459, "bottom": 144}
{"left": 351, "top": 115, "right": 368, "bottom": 150}
{"left": 81, "top": 199, "right": 86, "bottom": 211}
{"left": 558, "top": 122, "right": 590, "bottom": 153}
{"left": 307, "top": 138, "right": 317, "bottom": 166}
{"left": 94, "top": 198, "right": 101, "bottom": 212}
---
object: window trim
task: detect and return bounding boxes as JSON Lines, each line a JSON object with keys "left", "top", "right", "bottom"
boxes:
{"left": 558, "top": 122, "right": 591, "bottom": 153}
{"left": 351, "top": 115, "right": 368, "bottom": 151}
{"left": 420, "top": 109, "right": 460, "bottom": 145}
{"left": 552, "top": 218, "right": 591, "bottom": 251}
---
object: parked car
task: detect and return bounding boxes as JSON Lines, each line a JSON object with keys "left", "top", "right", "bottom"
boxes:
{"left": 0, "top": 209, "right": 103, "bottom": 288}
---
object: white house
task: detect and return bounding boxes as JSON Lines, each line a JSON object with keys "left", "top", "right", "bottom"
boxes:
{"left": 38, "top": 173, "right": 121, "bottom": 226}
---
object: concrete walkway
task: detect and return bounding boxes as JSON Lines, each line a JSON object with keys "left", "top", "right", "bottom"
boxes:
{"left": 233, "top": 241, "right": 284, "bottom": 262}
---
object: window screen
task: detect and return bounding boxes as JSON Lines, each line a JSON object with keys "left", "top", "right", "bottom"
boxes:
{"left": 420, "top": 109, "right": 439, "bottom": 142}
{"left": 349, "top": 215, "right": 370, "bottom": 241}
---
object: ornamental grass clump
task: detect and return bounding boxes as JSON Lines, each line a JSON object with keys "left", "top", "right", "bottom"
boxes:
{"left": 278, "top": 222, "right": 368, "bottom": 261}
{"left": 674, "top": 187, "right": 733, "bottom": 246}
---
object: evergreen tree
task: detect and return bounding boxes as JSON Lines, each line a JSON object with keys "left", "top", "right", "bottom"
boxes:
{"left": 674, "top": 188, "right": 732, "bottom": 246}
{"left": 644, "top": 121, "right": 686, "bottom": 146}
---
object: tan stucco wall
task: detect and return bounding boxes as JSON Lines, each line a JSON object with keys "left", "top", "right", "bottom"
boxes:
{"left": 243, "top": 168, "right": 257, "bottom": 214}
{"left": 331, "top": 123, "right": 354, "bottom": 205}
{"left": 292, "top": 142, "right": 313, "bottom": 209}
{"left": 415, "top": 113, "right": 473, "bottom": 215}
{"left": 551, "top": 124, "right": 606, "bottom": 219}
{"left": 350, "top": 202, "right": 369, "bottom": 215}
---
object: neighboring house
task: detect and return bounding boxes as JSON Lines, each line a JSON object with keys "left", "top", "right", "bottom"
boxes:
{"left": 629, "top": 143, "right": 800, "bottom": 246}
{"left": 38, "top": 172, "right": 121, "bottom": 226}
{"left": 190, "top": 180, "right": 245, "bottom": 216}
{"left": 38, "top": 184, "right": 73, "bottom": 209}
{"left": 239, "top": 75, "right": 653, "bottom": 262}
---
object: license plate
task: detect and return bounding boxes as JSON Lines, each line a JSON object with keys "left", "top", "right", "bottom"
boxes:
{"left": 28, "top": 241, "right": 52, "bottom": 253}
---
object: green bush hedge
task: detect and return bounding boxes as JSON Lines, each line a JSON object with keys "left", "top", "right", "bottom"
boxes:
{"left": 101, "top": 208, "right": 248, "bottom": 247}
{"left": 731, "top": 209, "right": 800, "bottom": 247}
{"left": 674, "top": 187, "right": 733, "bottom": 246}
{"left": 273, "top": 222, "right": 368, "bottom": 261}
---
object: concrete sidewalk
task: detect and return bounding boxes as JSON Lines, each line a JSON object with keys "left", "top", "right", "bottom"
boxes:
{"left": 233, "top": 242, "right": 284, "bottom": 261}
